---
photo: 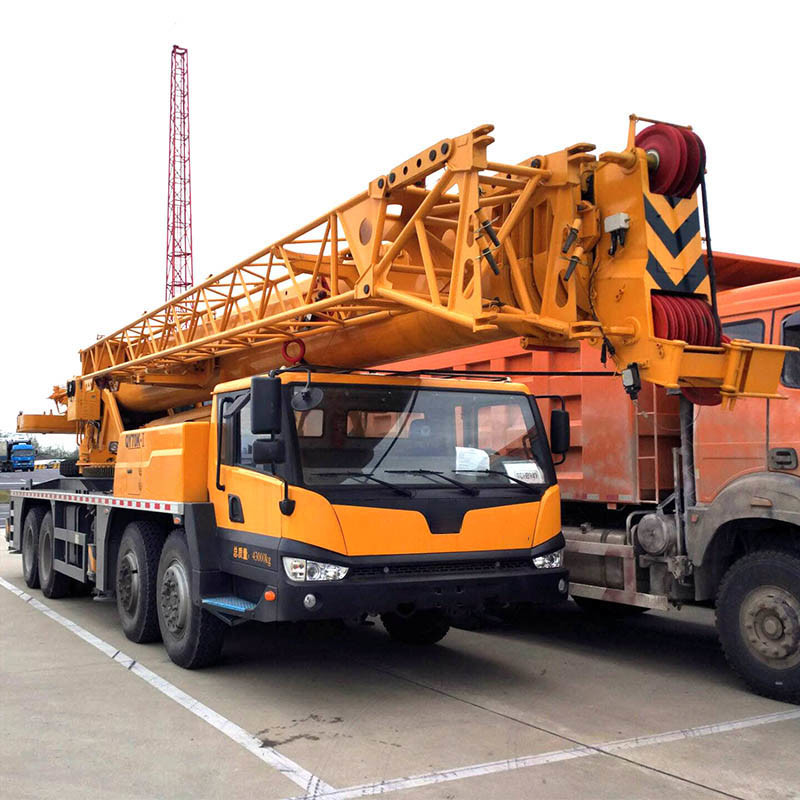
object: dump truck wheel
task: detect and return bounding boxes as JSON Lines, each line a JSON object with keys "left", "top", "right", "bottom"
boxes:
{"left": 21, "top": 507, "right": 46, "bottom": 589}
{"left": 717, "top": 550, "right": 800, "bottom": 704}
{"left": 381, "top": 610, "right": 450, "bottom": 645}
{"left": 116, "top": 521, "right": 164, "bottom": 643}
{"left": 38, "top": 512, "right": 71, "bottom": 599}
{"left": 157, "top": 530, "right": 226, "bottom": 669}
{"left": 573, "top": 596, "right": 649, "bottom": 618}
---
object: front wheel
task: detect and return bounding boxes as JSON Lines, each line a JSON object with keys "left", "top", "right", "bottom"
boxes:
{"left": 381, "top": 609, "right": 450, "bottom": 645}
{"left": 157, "top": 530, "right": 227, "bottom": 669}
{"left": 717, "top": 550, "right": 800, "bottom": 704}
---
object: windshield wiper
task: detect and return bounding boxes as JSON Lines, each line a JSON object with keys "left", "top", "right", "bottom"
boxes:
{"left": 385, "top": 469, "right": 479, "bottom": 496}
{"left": 317, "top": 471, "right": 413, "bottom": 497}
{"left": 453, "top": 469, "right": 539, "bottom": 494}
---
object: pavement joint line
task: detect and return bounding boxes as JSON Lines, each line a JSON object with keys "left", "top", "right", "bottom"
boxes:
{"left": 0, "top": 575, "right": 335, "bottom": 796}
{"left": 283, "top": 706, "right": 800, "bottom": 800}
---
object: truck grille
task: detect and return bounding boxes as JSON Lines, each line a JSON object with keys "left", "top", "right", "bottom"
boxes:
{"left": 350, "top": 558, "right": 531, "bottom": 580}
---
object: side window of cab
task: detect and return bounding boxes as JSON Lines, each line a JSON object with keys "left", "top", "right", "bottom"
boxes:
{"left": 219, "top": 392, "right": 262, "bottom": 467}
{"left": 721, "top": 318, "right": 765, "bottom": 343}
{"left": 781, "top": 311, "right": 800, "bottom": 389}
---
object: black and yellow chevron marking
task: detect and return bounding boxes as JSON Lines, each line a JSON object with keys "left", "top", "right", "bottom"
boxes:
{"left": 644, "top": 195, "right": 707, "bottom": 294}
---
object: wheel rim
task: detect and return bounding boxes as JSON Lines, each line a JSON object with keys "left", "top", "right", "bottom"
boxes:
{"left": 22, "top": 525, "right": 34, "bottom": 574}
{"left": 40, "top": 528, "right": 52, "bottom": 583}
{"left": 160, "top": 559, "right": 190, "bottom": 637}
{"left": 117, "top": 550, "right": 141, "bottom": 614}
{"left": 740, "top": 584, "right": 800, "bottom": 670}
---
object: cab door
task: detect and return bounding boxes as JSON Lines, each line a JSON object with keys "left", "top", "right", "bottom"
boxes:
{"left": 768, "top": 306, "right": 800, "bottom": 476}
{"left": 209, "top": 391, "right": 284, "bottom": 543}
{"left": 694, "top": 314, "right": 769, "bottom": 503}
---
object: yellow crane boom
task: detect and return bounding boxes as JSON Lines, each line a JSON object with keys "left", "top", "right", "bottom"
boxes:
{"left": 20, "top": 116, "right": 790, "bottom": 469}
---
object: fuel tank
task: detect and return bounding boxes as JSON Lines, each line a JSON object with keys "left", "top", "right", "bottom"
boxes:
{"left": 563, "top": 526, "right": 627, "bottom": 590}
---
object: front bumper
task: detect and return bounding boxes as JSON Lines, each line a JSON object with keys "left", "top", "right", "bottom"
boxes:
{"left": 271, "top": 534, "right": 568, "bottom": 622}
{"left": 275, "top": 566, "right": 568, "bottom": 621}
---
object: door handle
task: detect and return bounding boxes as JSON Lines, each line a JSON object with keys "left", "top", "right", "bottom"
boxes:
{"left": 769, "top": 448, "right": 798, "bottom": 470}
{"left": 228, "top": 494, "right": 245, "bottom": 523}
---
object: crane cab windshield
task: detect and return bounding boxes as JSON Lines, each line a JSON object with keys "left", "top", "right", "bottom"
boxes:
{"left": 284, "top": 382, "right": 555, "bottom": 492}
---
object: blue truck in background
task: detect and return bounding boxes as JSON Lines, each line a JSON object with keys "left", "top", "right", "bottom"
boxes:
{"left": 0, "top": 439, "right": 35, "bottom": 472}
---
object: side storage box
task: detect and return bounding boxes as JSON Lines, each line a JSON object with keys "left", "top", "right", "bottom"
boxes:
{"left": 114, "top": 421, "right": 210, "bottom": 501}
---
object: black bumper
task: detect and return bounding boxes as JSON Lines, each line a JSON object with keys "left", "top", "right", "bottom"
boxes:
{"left": 201, "top": 523, "right": 568, "bottom": 623}
{"left": 274, "top": 566, "right": 568, "bottom": 622}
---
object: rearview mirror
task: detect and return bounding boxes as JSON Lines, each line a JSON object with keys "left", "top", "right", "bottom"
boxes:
{"left": 549, "top": 409, "right": 570, "bottom": 455}
{"left": 252, "top": 438, "right": 286, "bottom": 465}
{"left": 251, "top": 376, "right": 282, "bottom": 434}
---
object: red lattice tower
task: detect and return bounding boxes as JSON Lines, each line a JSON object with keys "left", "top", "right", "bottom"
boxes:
{"left": 165, "top": 45, "right": 193, "bottom": 301}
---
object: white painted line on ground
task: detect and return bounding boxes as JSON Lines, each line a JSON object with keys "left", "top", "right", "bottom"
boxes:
{"left": 284, "top": 707, "right": 800, "bottom": 800}
{"left": 0, "top": 575, "right": 335, "bottom": 796}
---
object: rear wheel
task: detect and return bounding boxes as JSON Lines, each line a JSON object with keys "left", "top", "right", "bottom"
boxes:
{"left": 716, "top": 550, "right": 800, "bottom": 703}
{"left": 21, "top": 507, "right": 46, "bottom": 588}
{"left": 573, "top": 596, "right": 649, "bottom": 618}
{"left": 116, "top": 521, "right": 164, "bottom": 643}
{"left": 157, "top": 530, "right": 226, "bottom": 668}
{"left": 381, "top": 609, "right": 451, "bottom": 645}
{"left": 38, "top": 512, "right": 71, "bottom": 598}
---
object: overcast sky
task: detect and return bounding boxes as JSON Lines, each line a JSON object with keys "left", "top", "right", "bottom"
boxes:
{"left": 1, "top": 1, "right": 797, "bottom": 445}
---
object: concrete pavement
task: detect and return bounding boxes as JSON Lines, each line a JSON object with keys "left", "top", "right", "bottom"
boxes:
{"left": 1, "top": 538, "right": 799, "bottom": 799}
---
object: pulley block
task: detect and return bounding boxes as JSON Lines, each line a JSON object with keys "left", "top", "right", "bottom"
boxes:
{"left": 636, "top": 124, "right": 705, "bottom": 198}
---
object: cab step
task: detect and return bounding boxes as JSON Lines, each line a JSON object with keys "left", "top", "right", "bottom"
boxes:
{"left": 202, "top": 595, "right": 257, "bottom": 613}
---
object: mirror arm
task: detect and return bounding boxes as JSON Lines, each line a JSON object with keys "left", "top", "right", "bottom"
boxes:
{"left": 279, "top": 477, "right": 295, "bottom": 516}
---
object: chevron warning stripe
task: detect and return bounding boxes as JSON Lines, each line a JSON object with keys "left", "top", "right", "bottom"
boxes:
{"left": 643, "top": 194, "right": 707, "bottom": 294}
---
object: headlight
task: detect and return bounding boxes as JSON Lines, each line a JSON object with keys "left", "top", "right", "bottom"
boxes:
{"left": 533, "top": 548, "right": 564, "bottom": 569}
{"left": 282, "top": 557, "right": 349, "bottom": 581}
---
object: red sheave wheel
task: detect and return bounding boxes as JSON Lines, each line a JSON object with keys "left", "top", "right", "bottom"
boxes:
{"left": 673, "top": 128, "right": 703, "bottom": 198}
{"left": 636, "top": 124, "right": 687, "bottom": 195}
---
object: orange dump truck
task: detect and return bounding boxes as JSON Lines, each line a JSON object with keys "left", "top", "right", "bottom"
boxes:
{"left": 386, "top": 253, "right": 800, "bottom": 702}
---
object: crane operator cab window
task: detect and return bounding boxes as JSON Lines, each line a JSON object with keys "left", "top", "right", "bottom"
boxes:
{"left": 290, "top": 383, "right": 555, "bottom": 492}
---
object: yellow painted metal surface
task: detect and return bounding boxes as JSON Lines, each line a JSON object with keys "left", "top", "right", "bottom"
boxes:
{"left": 113, "top": 421, "right": 209, "bottom": 501}
{"left": 27, "top": 116, "right": 791, "bottom": 475}
{"left": 66, "top": 381, "right": 101, "bottom": 422}
{"left": 72, "top": 117, "right": 785, "bottom": 415}
{"left": 16, "top": 412, "right": 76, "bottom": 434}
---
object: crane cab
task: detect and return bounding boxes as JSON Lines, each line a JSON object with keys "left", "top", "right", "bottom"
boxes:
{"left": 200, "top": 370, "right": 568, "bottom": 624}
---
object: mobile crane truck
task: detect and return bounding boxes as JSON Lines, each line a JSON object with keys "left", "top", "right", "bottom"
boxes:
{"left": 6, "top": 117, "right": 790, "bottom": 669}
{"left": 390, "top": 253, "right": 800, "bottom": 702}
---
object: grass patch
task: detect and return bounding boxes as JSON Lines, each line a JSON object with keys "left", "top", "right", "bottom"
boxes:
{"left": 0, "top": 490, "right": 10, "bottom": 504}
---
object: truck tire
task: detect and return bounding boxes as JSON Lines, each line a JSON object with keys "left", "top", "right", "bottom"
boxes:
{"left": 716, "top": 550, "right": 800, "bottom": 703}
{"left": 38, "top": 512, "right": 71, "bottom": 598}
{"left": 21, "top": 507, "right": 46, "bottom": 588}
{"left": 116, "top": 521, "right": 164, "bottom": 643}
{"left": 381, "top": 610, "right": 451, "bottom": 645}
{"left": 59, "top": 459, "right": 79, "bottom": 478}
{"left": 157, "top": 530, "right": 226, "bottom": 668}
{"left": 573, "top": 596, "right": 649, "bottom": 618}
